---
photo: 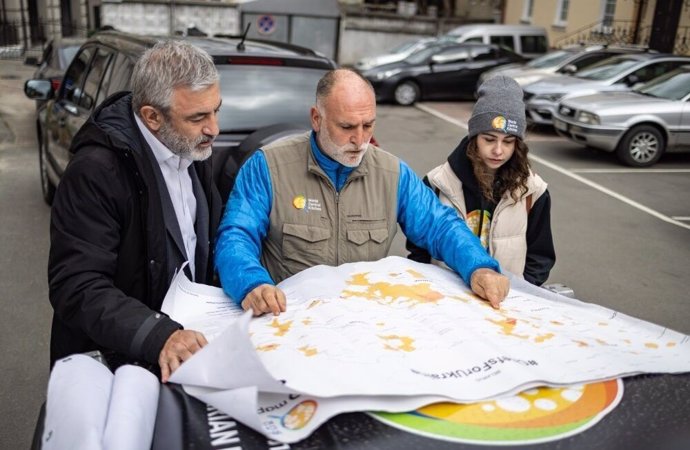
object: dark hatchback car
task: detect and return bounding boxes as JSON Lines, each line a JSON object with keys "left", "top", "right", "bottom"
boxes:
{"left": 24, "top": 37, "right": 86, "bottom": 106}
{"left": 24, "top": 31, "right": 336, "bottom": 205}
{"left": 361, "top": 42, "right": 526, "bottom": 105}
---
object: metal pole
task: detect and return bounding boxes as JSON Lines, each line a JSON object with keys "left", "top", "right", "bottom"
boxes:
{"left": 19, "top": 0, "right": 29, "bottom": 51}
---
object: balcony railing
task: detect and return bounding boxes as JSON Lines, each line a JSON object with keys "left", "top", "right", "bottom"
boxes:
{"left": 554, "top": 20, "right": 689, "bottom": 55}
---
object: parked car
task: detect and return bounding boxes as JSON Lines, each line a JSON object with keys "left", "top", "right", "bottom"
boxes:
{"left": 354, "top": 37, "right": 438, "bottom": 71}
{"left": 478, "top": 44, "right": 653, "bottom": 88}
{"left": 23, "top": 31, "right": 336, "bottom": 205}
{"left": 552, "top": 65, "right": 690, "bottom": 167}
{"left": 24, "top": 37, "right": 86, "bottom": 107}
{"left": 523, "top": 53, "right": 690, "bottom": 126}
{"left": 362, "top": 43, "right": 526, "bottom": 105}
{"left": 444, "top": 24, "right": 548, "bottom": 59}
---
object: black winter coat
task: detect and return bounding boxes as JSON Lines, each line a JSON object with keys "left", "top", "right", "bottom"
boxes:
{"left": 48, "top": 92, "right": 222, "bottom": 369}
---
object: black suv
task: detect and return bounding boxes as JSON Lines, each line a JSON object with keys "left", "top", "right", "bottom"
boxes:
{"left": 24, "top": 31, "right": 337, "bottom": 204}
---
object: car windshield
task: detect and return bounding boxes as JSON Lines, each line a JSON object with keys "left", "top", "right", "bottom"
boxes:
{"left": 526, "top": 50, "right": 573, "bottom": 68}
{"left": 216, "top": 65, "right": 325, "bottom": 131}
{"left": 390, "top": 39, "right": 428, "bottom": 54}
{"left": 405, "top": 45, "right": 447, "bottom": 64}
{"left": 575, "top": 57, "right": 639, "bottom": 80}
{"left": 635, "top": 68, "right": 690, "bottom": 100}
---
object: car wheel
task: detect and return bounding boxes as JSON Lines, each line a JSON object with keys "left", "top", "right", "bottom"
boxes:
{"left": 38, "top": 137, "right": 56, "bottom": 205}
{"left": 393, "top": 81, "right": 420, "bottom": 106}
{"left": 616, "top": 125, "right": 664, "bottom": 168}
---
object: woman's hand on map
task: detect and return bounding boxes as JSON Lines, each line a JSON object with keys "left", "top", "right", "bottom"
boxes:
{"left": 242, "top": 284, "right": 287, "bottom": 316}
{"left": 470, "top": 268, "right": 510, "bottom": 309}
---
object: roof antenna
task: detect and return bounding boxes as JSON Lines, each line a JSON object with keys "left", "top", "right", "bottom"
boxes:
{"left": 237, "top": 22, "right": 251, "bottom": 51}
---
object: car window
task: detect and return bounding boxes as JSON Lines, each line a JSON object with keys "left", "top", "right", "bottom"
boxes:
{"left": 527, "top": 50, "right": 572, "bottom": 68}
{"left": 432, "top": 47, "right": 470, "bottom": 64}
{"left": 490, "top": 35, "right": 515, "bottom": 51}
{"left": 637, "top": 68, "right": 690, "bottom": 100}
{"left": 520, "top": 35, "right": 547, "bottom": 54}
{"left": 472, "top": 47, "right": 497, "bottom": 61}
{"left": 628, "top": 61, "right": 688, "bottom": 84}
{"left": 575, "top": 57, "right": 639, "bottom": 80}
{"left": 571, "top": 53, "right": 610, "bottom": 70}
{"left": 58, "top": 46, "right": 81, "bottom": 70}
{"left": 61, "top": 46, "right": 94, "bottom": 105}
{"left": 215, "top": 65, "right": 325, "bottom": 131}
{"left": 79, "top": 47, "right": 114, "bottom": 110}
{"left": 463, "top": 37, "right": 483, "bottom": 43}
{"left": 106, "top": 52, "right": 136, "bottom": 97}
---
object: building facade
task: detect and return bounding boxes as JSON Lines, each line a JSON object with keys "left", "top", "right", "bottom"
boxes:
{"left": 503, "top": 0, "right": 690, "bottom": 54}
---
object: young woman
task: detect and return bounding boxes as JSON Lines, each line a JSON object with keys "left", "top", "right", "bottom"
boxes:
{"left": 407, "top": 76, "right": 555, "bottom": 285}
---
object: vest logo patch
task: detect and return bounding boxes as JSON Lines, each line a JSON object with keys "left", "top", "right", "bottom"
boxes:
{"left": 293, "top": 195, "right": 306, "bottom": 210}
{"left": 292, "top": 195, "right": 322, "bottom": 212}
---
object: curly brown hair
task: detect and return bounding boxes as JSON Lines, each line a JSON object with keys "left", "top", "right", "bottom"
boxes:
{"left": 466, "top": 136, "right": 531, "bottom": 203}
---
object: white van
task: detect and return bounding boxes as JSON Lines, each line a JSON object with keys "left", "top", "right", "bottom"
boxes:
{"left": 444, "top": 24, "right": 548, "bottom": 59}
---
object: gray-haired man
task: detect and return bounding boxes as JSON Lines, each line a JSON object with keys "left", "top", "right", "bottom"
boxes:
{"left": 48, "top": 40, "right": 223, "bottom": 382}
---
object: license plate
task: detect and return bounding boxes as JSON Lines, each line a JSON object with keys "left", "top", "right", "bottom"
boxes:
{"left": 554, "top": 119, "right": 568, "bottom": 132}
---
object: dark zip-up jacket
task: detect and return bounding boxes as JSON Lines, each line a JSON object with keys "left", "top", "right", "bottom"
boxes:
{"left": 48, "top": 92, "right": 222, "bottom": 370}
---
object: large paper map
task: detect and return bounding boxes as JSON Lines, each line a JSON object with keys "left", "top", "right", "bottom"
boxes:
{"left": 166, "top": 256, "right": 690, "bottom": 443}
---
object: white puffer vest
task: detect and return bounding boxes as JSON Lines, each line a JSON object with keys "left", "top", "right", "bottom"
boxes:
{"left": 426, "top": 162, "right": 547, "bottom": 278}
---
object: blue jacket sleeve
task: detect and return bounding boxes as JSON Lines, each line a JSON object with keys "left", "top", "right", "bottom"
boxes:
{"left": 396, "top": 161, "right": 501, "bottom": 284}
{"left": 215, "top": 150, "right": 275, "bottom": 304}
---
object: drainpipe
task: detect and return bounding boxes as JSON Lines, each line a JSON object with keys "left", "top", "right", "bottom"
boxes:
{"left": 632, "top": 0, "right": 645, "bottom": 45}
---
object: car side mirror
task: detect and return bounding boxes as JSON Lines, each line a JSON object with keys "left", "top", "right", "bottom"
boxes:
{"left": 561, "top": 64, "right": 577, "bottom": 75}
{"left": 24, "top": 79, "right": 53, "bottom": 100}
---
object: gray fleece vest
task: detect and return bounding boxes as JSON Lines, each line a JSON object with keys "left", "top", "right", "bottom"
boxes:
{"left": 261, "top": 132, "right": 400, "bottom": 283}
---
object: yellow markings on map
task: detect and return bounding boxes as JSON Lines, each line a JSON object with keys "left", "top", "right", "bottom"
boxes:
{"left": 269, "top": 318, "right": 293, "bottom": 336}
{"left": 645, "top": 342, "right": 658, "bottom": 349}
{"left": 298, "top": 345, "right": 319, "bottom": 357}
{"left": 376, "top": 322, "right": 385, "bottom": 327}
{"left": 550, "top": 320, "right": 564, "bottom": 326}
{"left": 342, "top": 272, "right": 444, "bottom": 306}
{"left": 667, "top": 342, "right": 677, "bottom": 348}
{"left": 405, "top": 269, "right": 425, "bottom": 279}
{"left": 534, "top": 333, "right": 555, "bottom": 343}
{"left": 379, "top": 335, "right": 416, "bottom": 352}
{"left": 302, "top": 318, "right": 313, "bottom": 326}
{"left": 256, "top": 343, "right": 280, "bottom": 352}
{"left": 598, "top": 322, "right": 608, "bottom": 326}
{"left": 573, "top": 340, "right": 589, "bottom": 347}
{"left": 487, "top": 317, "right": 529, "bottom": 339}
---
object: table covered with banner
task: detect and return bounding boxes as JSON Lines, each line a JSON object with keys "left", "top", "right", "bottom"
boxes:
{"left": 34, "top": 257, "right": 690, "bottom": 450}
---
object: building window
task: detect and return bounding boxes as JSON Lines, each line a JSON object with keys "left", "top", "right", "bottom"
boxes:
{"left": 521, "top": 0, "right": 534, "bottom": 23}
{"left": 555, "top": 0, "right": 570, "bottom": 26}
{"left": 601, "top": 0, "right": 616, "bottom": 29}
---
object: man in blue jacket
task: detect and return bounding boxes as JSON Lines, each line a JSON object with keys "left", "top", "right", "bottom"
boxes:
{"left": 215, "top": 69, "right": 509, "bottom": 316}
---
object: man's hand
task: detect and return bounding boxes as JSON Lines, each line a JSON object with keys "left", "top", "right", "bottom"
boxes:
{"left": 241, "top": 284, "right": 286, "bottom": 316}
{"left": 159, "top": 329, "right": 208, "bottom": 383}
{"left": 470, "top": 268, "right": 510, "bottom": 309}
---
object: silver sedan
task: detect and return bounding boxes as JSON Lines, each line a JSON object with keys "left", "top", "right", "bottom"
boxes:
{"left": 552, "top": 66, "right": 690, "bottom": 167}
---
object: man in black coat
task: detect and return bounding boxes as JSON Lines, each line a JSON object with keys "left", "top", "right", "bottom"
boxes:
{"left": 48, "top": 40, "right": 223, "bottom": 382}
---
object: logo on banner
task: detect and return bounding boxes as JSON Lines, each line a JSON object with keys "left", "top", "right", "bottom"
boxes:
{"left": 370, "top": 379, "right": 623, "bottom": 445}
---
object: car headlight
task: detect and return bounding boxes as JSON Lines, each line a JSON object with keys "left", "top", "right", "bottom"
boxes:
{"left": 576, "top": 111, "right": 600, "bottom": 125}
{"left": 373, "top": 69, "right": 401, "bottom": 80}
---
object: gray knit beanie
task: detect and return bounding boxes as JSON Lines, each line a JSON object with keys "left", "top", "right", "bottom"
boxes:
{"left": 468, "top": 76, "right": 526, "bottom": 140}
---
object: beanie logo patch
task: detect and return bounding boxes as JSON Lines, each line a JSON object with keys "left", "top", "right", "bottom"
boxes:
{"left": 492, "top": 115, "right": 519, "bottom": 135}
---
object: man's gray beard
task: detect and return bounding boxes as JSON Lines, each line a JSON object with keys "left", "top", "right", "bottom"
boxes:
{"left": 158, "top": 121, "right": 213, "bottom": 161}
